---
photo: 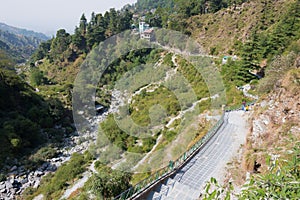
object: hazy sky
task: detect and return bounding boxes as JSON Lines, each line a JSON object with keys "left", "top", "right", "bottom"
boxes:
{"left": 0, "top": 0, "right": 137, "bottom": 36}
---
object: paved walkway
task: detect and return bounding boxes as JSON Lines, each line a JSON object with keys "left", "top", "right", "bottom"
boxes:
{"left": 146, "top": 110, "right": 248, "bottom": 200}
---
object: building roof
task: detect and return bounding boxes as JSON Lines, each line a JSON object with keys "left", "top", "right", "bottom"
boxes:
{"left": 143, "top": 29, "right": 153, "bottom": 34}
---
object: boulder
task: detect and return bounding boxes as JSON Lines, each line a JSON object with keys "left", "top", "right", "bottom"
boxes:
{"left": 34, "top": 171, "right": 44, "bottom": 177}
{"left": 9, "top": 187, "right": 16, "bottom": 195}
{"left": 33, "top": 180, "right": 40, "bottom": 189}
{"left": 20, "top": 178, "right": 28, "bottom": 185}
{"left": 5, "top": 181, "right": 13, "bottom": 189}
{"left": 0, "top": 188, "right": 6, "bottom": 193}
{"left": 46, "top": 165, "right": 57, "bottom": 172}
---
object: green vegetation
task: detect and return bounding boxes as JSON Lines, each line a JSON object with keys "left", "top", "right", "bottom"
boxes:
{"left": 0, "top": 49, "right": 73, "bottom": 171}
{"left": 100, "top": 114, "right": 156, "bottom": 154}
{"left": 130, "top": 86, "right": 180, "bottom": 126}
{"left": 0, "top": 66, "right": 68, "bottom": 167}
{"left": 0, "top": 24, "right": 48, "bottom": 62}
{"left": 1, "top": 0, "right": 298, "bottom": 199}
{"left": 24, "top": 152, "right": 93, "bottom": 200}
{"left": 87, "top": 163, "right": 131, "bottom": 199}
{"left": 176, "top": 56, "right": 209, "bottom": 100}
{"left": 202, "top": 142, "right": 300, "bottom": 199}
{"left": 258, "top": 51, "right": 298, "bottom": 94}
{"left": 66, "top": 162, "right": 132, "bottom": 200}
{"left": 137, "top": 0, "right": 247, "bottom": 32}
{"left": 29, "top": 8, "right": 132, "bottom": 66}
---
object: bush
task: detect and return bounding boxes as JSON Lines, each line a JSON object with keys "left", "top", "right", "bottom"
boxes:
{"left": 87, "top": 165, "right": 132, "bottom": 199}
{"left": 30, "top": 68, "right": 44, "bottom": 86}
{"left": 35, "top": 153, "right": 91, "bottom": 199}
{"left": 30, "top": 146, "right": 58, "bottom": 163}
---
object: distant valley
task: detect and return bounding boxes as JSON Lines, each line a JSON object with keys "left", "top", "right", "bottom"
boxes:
{"left": 0, "top": 22, "right": 49, "bottom": 63}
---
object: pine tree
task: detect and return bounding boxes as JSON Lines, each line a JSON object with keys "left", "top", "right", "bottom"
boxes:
{"left": 79, "top": 14, "right": 87, "bottom": 36}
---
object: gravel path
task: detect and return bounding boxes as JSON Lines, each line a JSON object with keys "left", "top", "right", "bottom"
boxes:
{"left": 60, "top": 160, "right": 98, "bottom": 200}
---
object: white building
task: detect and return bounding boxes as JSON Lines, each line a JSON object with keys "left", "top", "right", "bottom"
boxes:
{"left": 139, "top": 21, "right": 153, "bottom": 40}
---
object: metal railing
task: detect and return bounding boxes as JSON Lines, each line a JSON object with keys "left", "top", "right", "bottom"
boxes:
{"left": 114, "top": 113, "right": 225, "bottom": 200}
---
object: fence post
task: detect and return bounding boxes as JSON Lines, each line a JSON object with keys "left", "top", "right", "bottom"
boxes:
{"left": 169, "top": 160, "right": 174, "bottom": 171}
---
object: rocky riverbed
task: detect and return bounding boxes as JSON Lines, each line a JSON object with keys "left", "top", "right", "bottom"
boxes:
{"left": 0, "top": 89, "right": 126, "bottom": 200}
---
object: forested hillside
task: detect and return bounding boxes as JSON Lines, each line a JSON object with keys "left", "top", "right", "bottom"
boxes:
{"left": 0, "top": 53, "right": 72, "bottom": 171}
{"left": 1, "top": 0, "right": 299, "bottom": 199}
{"left": 0, "top": 23, "right": 49, "bottom": 62}
{"left": 0, "top": 22, "right": 49, "bottom": 41}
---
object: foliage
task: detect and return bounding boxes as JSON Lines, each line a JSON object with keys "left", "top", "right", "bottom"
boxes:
{"left": 0, "top": 27, "right": 47, "bottom": 62}
{"left": 136, "top": 0, "right": 247, "bottom": 32}
{"left": 0, "top": 50, "right": 15, "bottom": 69}
{"left": 222, "top": 57, "right": 257, "bottom": 85}
{"left": 100, "top": 114, "right": 156, "bottom": 154}
{"left": 100, "top": 114, "right": 136, "bottom": 151}
{"left": 25, "top": 152, "right": 92, "bottom": 200}
{"left": 0, "top": 64, "right": 70, "bottom": 168}
{"left": 87, "top": 164, "right": 132, "bottom": 199}
{"left": 237, "top": 0, "right": 300, "bottom": 62}
{"left": 201, "top": 143, "right": 300, "bottom": 199}
{"left": 30, "top": 40, "right": 52, "bottom": 61}
{"left": 240, "top": 150, "right": 300, "bottom": 199}
{"left": 30, "top": 8, "right": 132, "bottom": 66}
{"left": 29, "top": 145, "right": 58, "bottom": 165}
{"left": 135, "top": 0, "right": 174, "bottom": 12}
{"left": 176, "top": 56, "right": 210, "bottom": 100}
{"left": 130, "top": 86, "right": 180, "bottom": 126}
{"left": 29, "top": 67, "right": 44, "bottom": 86}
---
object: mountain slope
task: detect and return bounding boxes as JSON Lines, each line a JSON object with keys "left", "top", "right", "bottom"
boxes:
{"left": 0, "top": 23, "right": 50, "bottom": 62}
{"left": 0, "top": 22, "right": 49, "bottom": 41}
{"left": 188, "top": 0, "right": 299, "bottom": 55}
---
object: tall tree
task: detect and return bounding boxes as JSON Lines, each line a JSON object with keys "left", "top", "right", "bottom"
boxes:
{"left": 50, "top": 29, "right": 71, "bottom": 61}
{"left": 86, "top": 13, "right": 106, "bottom": 49}
{"left": 79, "top": 14, "right": 87, "bottom": 36}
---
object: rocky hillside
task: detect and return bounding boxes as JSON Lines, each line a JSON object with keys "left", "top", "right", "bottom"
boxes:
{"left": 223, "top": 51, "right": 300, "bottom": 191}
{"left": 243, "top": 54, "right": 300, "bottom": 173}
{"left": 188, "top": 0, "right": 298, "bottom": 55}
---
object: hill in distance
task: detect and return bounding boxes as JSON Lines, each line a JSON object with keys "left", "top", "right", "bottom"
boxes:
{"left": 0, "top": 22, "right": 49, "bottom": 41}
{"left": 0, "top": 22, "right": 50, "bottom": 63}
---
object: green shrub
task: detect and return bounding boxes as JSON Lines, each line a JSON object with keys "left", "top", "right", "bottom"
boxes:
{"left": 35, "top": 153, "right": 91, "bottom": 199}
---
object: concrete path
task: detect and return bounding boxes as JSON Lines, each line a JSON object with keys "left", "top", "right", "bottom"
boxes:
{"left": 146, "top": 110, "right": 248, "bottom": 200}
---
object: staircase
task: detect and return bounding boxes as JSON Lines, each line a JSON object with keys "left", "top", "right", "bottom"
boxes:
{"left": 143, "top": 111, "right": 245, "bottom": 200}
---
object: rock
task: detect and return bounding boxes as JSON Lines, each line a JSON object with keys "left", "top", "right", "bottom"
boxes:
{"left": 20, "top": 178, "right": 28, "bottom": 185}
{"left": 51, "top": 157, "right": 62, "bottom": 162}
{"left": 9, "top": 178, "right": 15, "bottom": 185}
{"left": 41, "top": 162, "right": 49, "bottom": 170}
{"left": 46, "top": 165, "right": 57, "bottom": 172}
{"left": 33, "top": 180, "right": 40, "bottom": 189}
{"left": 15, "top": 189, "right": 22, "bottom": 195}
{"left": 9, "top": 188, "right": 16, "bottom": 195}
{"left": 0, "top": 182, "right": 5, "bottom": 190}
{"left": 34, "top": 171, "right": 44, "bottom": 177}
{"left": 0, "top": 188, "right": 6, "bottom": 193}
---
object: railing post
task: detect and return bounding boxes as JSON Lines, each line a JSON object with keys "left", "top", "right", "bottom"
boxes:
{"left": 169, "top": 160, "right": 174, "bottom": 171}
